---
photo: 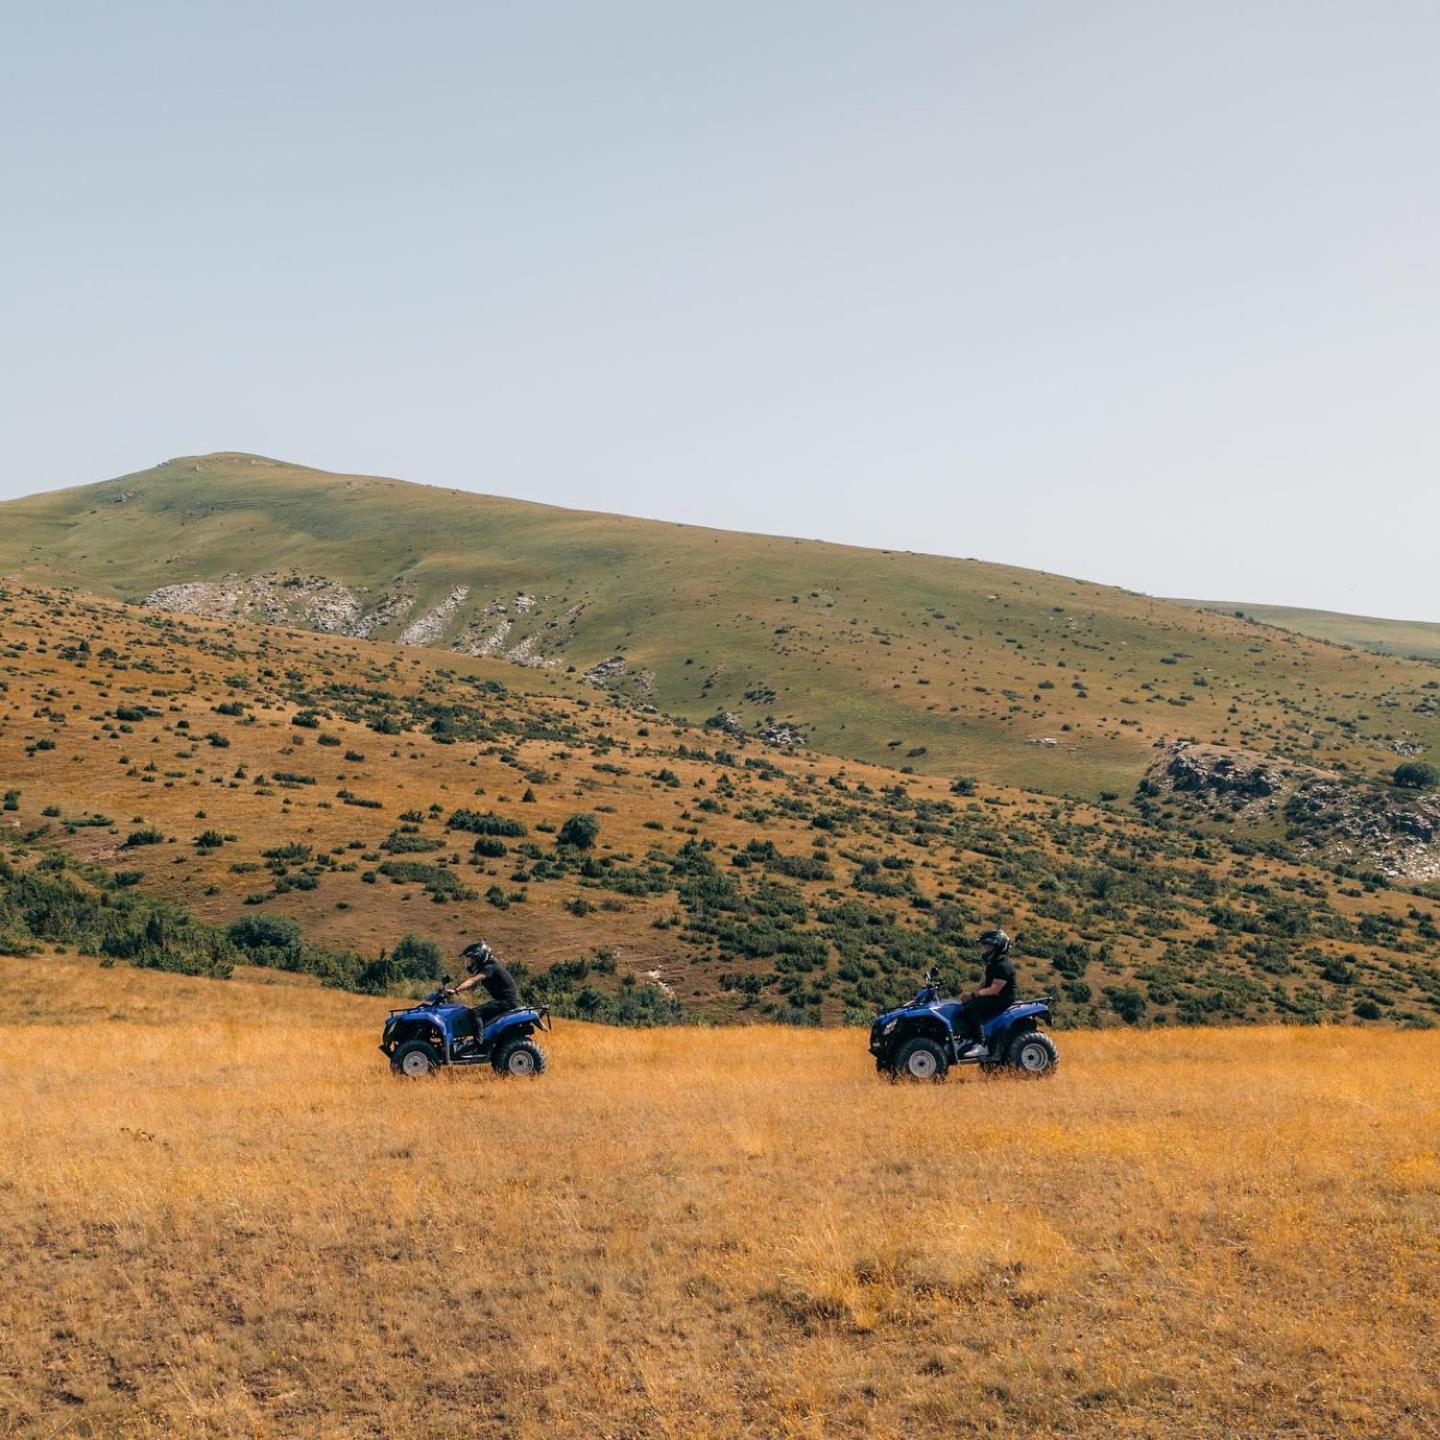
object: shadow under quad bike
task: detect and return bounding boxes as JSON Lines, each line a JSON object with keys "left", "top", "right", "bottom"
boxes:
{"left": 869, "top": 970, "right": 1059, "bottom": 1080}
{"left": 381, "top": 983, "right": 551, "bottom": 1078}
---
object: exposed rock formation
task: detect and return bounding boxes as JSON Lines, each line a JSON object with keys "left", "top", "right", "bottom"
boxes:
{"left": 583, "top": 656, "right": 628, "bottom": 686}
{"left": 352, "top": 590, "right": 415, "bottom": 637}
{"left": 142, "top": 570, "right": 615, "bottom": 689}
{"left": 1142, "top": 741, "right": 1440, "bottom": 882}
{"left": 399, "top": 585, "right": 470, "bottom": 646}
{"left": 143, "top": 573, "right": 363, "bottom": 633}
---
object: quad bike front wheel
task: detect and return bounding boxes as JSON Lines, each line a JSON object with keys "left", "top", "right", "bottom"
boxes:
{"left": 1008, "top": 1030, "right": 1059, "bottom": 1078}
{"left": 391, "top": 1039, "right": 443, "bottom": 1078}
{"left": 890, "top": 1037, "right": 948, "bottom": 1082}
{"left": 494, "top": 1038, "right": 547, "bottom": 1077}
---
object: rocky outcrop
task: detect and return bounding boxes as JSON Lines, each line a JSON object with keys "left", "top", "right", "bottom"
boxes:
{"left": 399, "top": 586, "right": 471, "bottom": 646}
{"left": 1165, "top": 746, "right": 1287, "bottom": 802}
{"left": 141, "top": 570, "right": 616, "bottom": 690}
{"left": 143, "top": 573, "right": 364, "bottom": 633}
{"left": 453, "top": 593, "right": 575, "bottom": 669}
{"left": 352, "top": 590, "right": 415, "bottom": 638}
{"left": 505, "top": 632, "right": 560, "bottom": 669}
{"left": 761, "top": 723, "right": 804, "bottom": 749}
{"left": 1142, "top": 741, "right": 1440, "bottom": 882}
{"left": 583, "top": 656, "right": 628, "bottom": 686}
{"left": 1283, "top": 781, "right": 1440, "bottom": 882}
{"left": 579, "top": 653, "right": 649, "bottom": 691}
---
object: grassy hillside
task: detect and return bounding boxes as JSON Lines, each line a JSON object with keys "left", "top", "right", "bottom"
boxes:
{"left": 3, "top": 951, "right": 1438, "bottom": 1438}
{"left": 5, "top": 583, "right": 1440, "bottom": 1028}
{"left": 5, "top": 454, "right": 1440, "bottom": 797}
{"left": 1178, "top": 599, "right": 1440, "bottom": 663}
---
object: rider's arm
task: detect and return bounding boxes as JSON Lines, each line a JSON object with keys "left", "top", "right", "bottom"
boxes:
{"left": 453, "top": 973, "right": 481, "bottom": 994}
{"left": 968, "top": 977, "right": 1006, "bottom": 1000}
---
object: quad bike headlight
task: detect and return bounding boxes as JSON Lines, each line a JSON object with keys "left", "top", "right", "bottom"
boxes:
{"left": 880, "top": 1019, "right": 897, "bottom": 1036}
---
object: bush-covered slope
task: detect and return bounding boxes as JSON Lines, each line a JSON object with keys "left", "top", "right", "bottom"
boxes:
{"left": 4, "top": 453, "right": 1440, "bottom": 797}
{"left": 3, "top": 583, "right": 1439, "bottom": 1026}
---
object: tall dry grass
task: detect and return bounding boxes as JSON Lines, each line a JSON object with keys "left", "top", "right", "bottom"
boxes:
{"left": 2, "top": 955, "right": 1437, "bottom": 1438}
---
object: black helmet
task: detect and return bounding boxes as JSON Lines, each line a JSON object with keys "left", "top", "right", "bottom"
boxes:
{"left": 978, "top": 928, "right": 1010, "bottom": 959}
{"left": 460, "top": 939, "right": 493, "bottom": 974}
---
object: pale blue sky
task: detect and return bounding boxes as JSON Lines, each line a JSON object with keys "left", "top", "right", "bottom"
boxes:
{"left": 3, "top": 2, "right": 1437, "bottom": 619}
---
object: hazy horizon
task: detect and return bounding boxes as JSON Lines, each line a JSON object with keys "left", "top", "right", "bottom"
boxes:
{"left": 4, "top": 3, "right": 1438, "bottom": 622}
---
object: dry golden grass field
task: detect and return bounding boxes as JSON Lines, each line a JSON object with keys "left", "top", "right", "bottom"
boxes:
{"left": 3, "top": 954, "right": 1438, "bottom": 1439}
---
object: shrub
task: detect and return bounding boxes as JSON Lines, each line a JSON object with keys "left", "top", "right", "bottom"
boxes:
{"left": 448, "top": 808, "right": 527, "bottom": 838}
{"left": 1394, "top": 761, "right": 1439, "bottom": 790}
{"left": 1106, "top": 985, "right": 1147, "bottom": 1025}
{"left": 382, "top": 831, "right": 444, "bottom": 854}
{"left": 558, "top": 812, "right": 601, "bottom": 849}
{"left": 338, "top": 790, "right": 384, "bottom": 809}
{"left": 0, "top": 863, "right": 232, "bottom": 976}
{"left": 472, "top": 837, "right": 508, "bottom": 858}
{"left": 379, "top": 860, "right": 476, "bottom": 902}
{"left": 351, "top": 950, "right": 398, "bottom": 992}
{"left": 123, "top": 828, "right": 165, "bottom": 848}
{"left": 392, "top": 933, "right": 445, "bottom": 981}
{"left": 227, "top": 914, "right": 303, "bottom": 968}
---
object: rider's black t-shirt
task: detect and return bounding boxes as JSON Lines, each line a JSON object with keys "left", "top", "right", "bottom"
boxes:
{"left": 479, "top": 961, "right": 520, "bottom": 1009}
{"left": 984, "top": 954, "right": 1017, "bottom": 1007}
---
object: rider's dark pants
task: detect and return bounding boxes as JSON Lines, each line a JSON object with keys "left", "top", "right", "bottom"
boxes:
{"left": 460, "top": 1001, "right": 511, "bottom": 1042}
{"left": 958, "top": 997, "right": 1006, "bottom": 1045}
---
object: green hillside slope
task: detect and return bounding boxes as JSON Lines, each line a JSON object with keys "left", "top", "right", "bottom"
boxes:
{"left": 4, "top": 452, "right": 1440, "bottom": 796}
{"left": 1178, "top": 600, "right": 1440, "bottom": 663}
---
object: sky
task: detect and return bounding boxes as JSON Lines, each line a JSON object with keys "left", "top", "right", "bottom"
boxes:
{"left": 2, "top": 1, "right": 1438, "bottom": 620}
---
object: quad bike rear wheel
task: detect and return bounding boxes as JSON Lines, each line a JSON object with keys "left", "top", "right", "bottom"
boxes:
{"left": 1008, "top": 1030, "right": 1059, "bottom": 1078}
{"left": 391, "top": 1039, "right": 442, "bottom": 1078}
{"left": 891, "top": 1037, "right": 948, "bottom": 1082}
{"left": 494, "top": 1038, "right": 547, "bottom": 1077}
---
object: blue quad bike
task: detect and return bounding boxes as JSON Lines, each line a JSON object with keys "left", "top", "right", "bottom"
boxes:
{"left": 870, "top": 970, "right": 1059, "bottom": 1081}
{"left": 381, "top": 985, "right": 551, "bottom": 1078}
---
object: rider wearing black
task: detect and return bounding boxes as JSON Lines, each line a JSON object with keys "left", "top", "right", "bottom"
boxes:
{"left": 957, "top": 928, "right": 1016, "bottom": 1052}
{"left": 453, "top": 940, "right": 521, "bottom": 1044}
